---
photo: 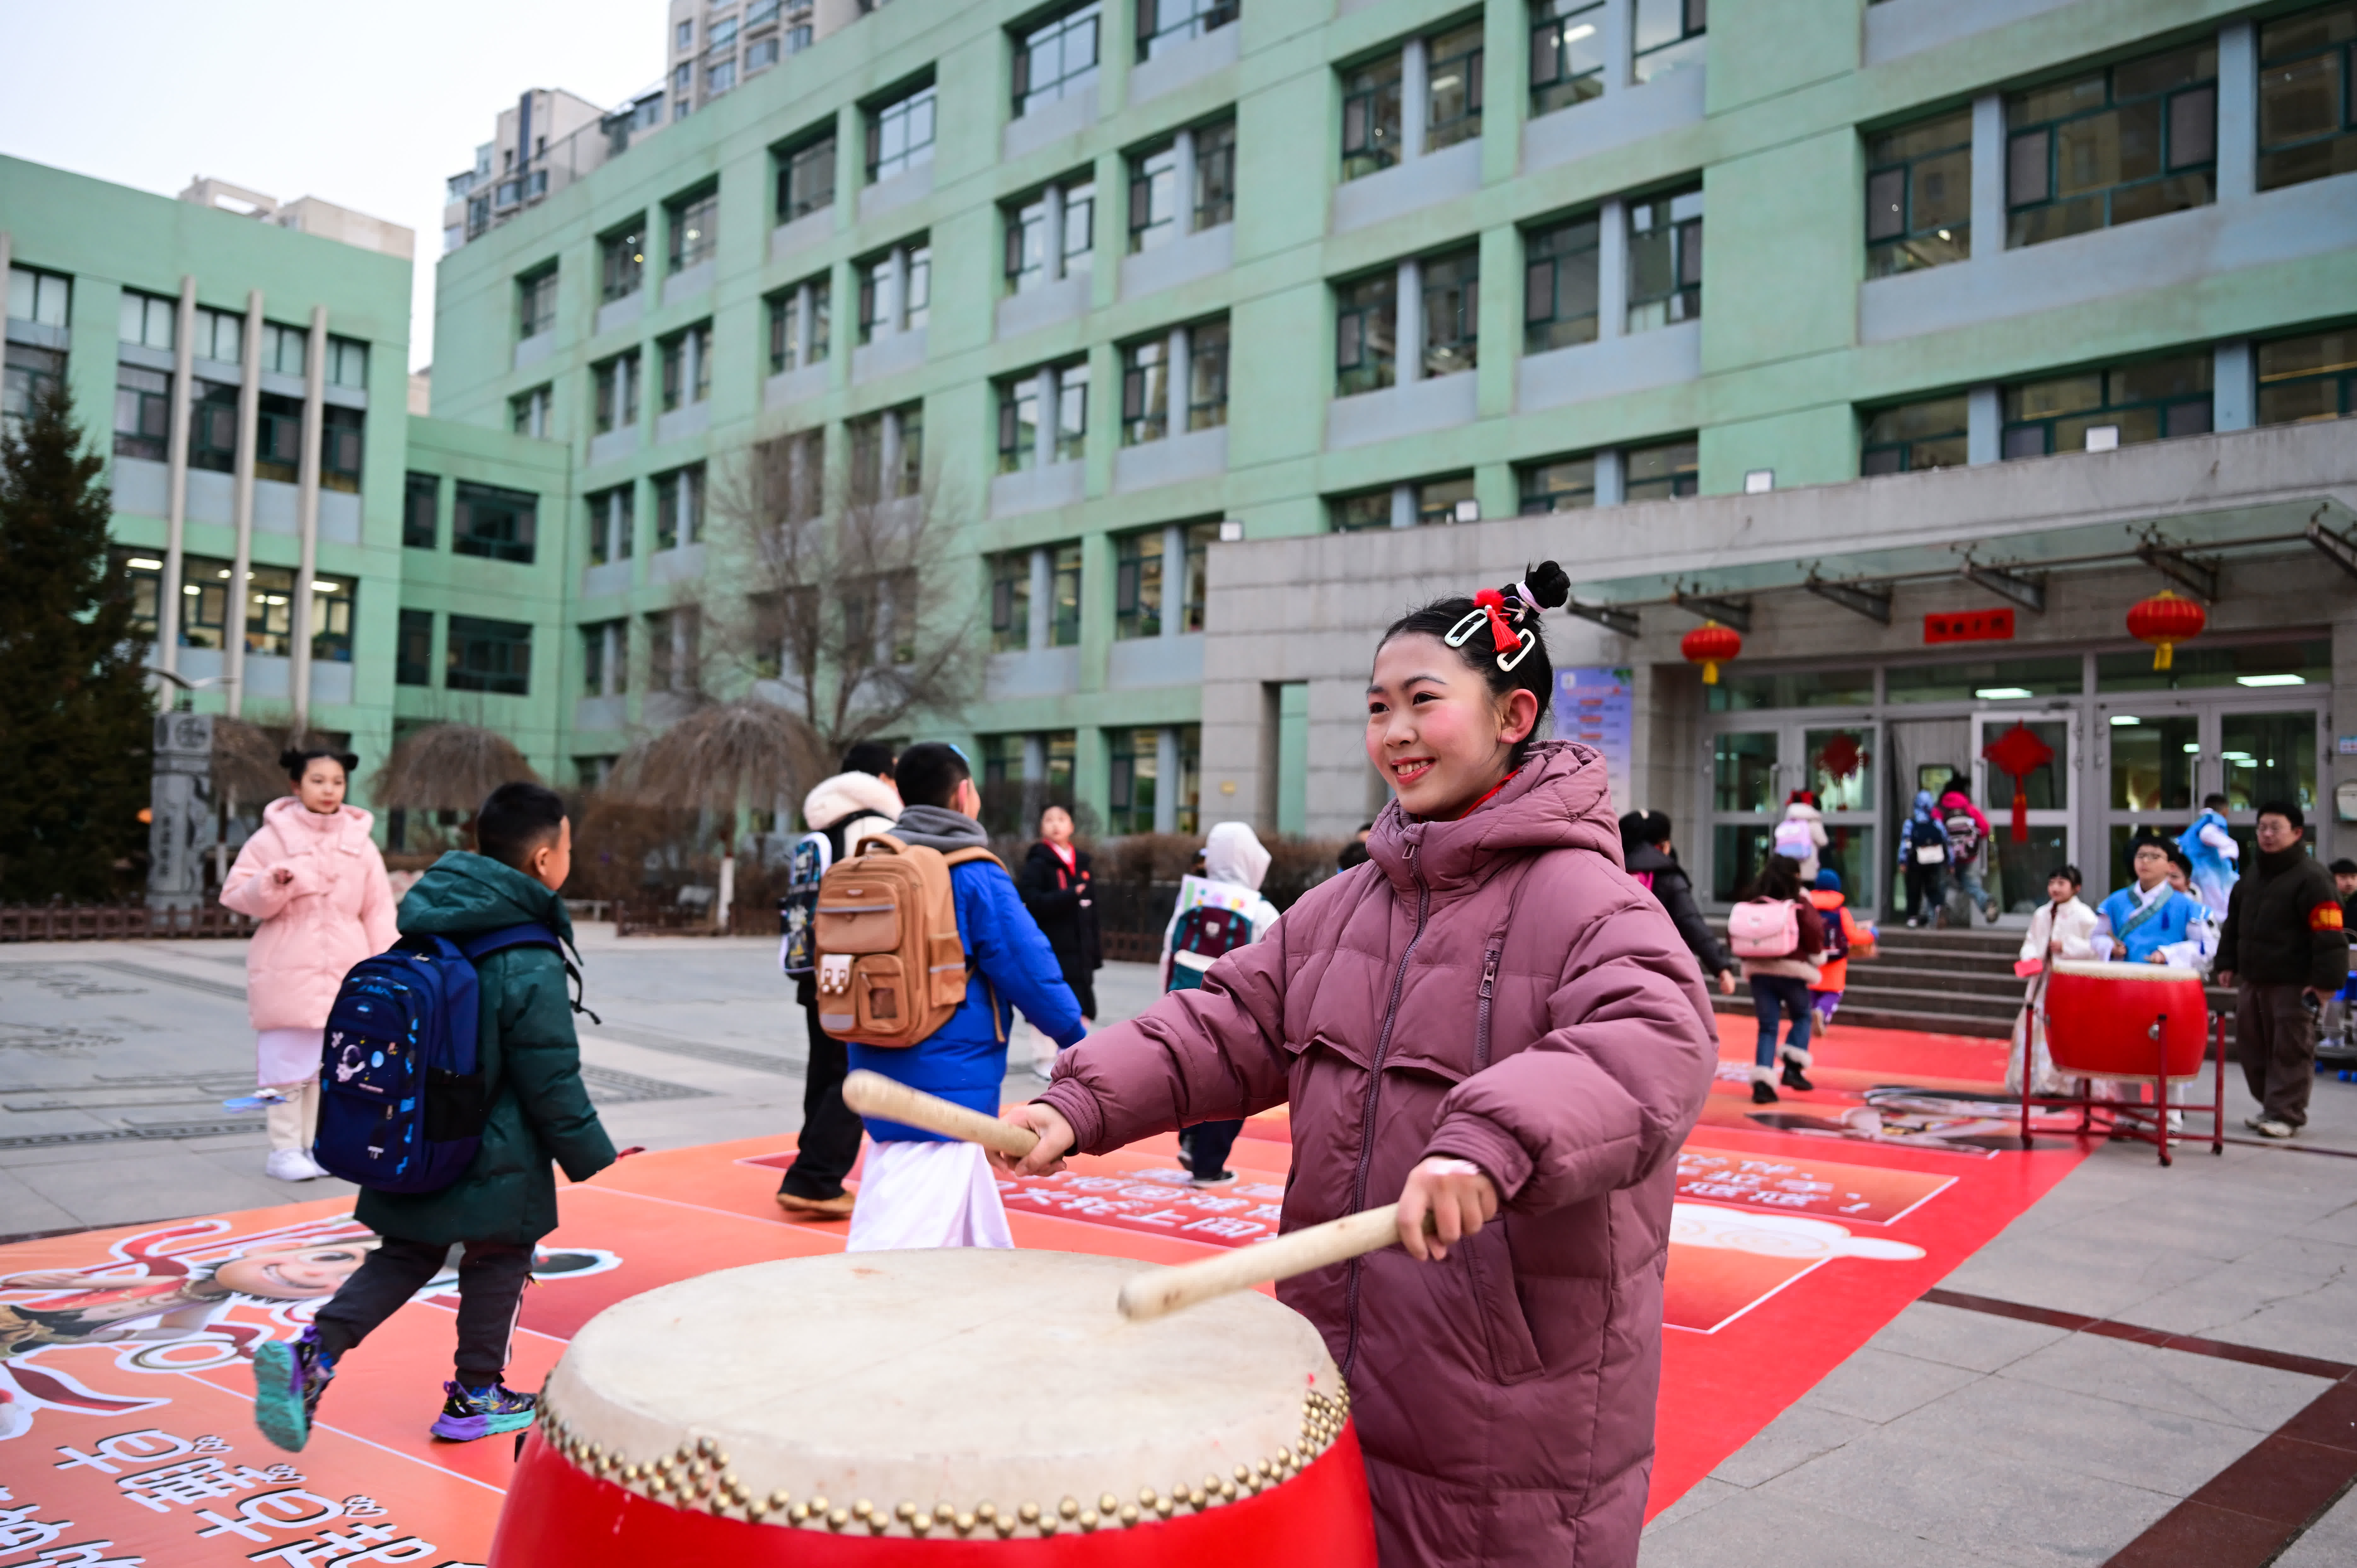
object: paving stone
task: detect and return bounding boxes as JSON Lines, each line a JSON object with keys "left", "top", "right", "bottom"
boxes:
{"left": 1862, "top": 1301, "right": 2071, "bottom": 1375}
{"left": 1639, "top": 1488, "right": 2012, "bottom": 1568}
{"left": 1708, "top": 1400, "right": 1879, "bottom": 1488}
{"left": 1999, "top": 1330, "right": 2333, "bottom": 1432}
{"left": 1882, "top": 1370, "right": 2270, "bottom": 1497}
{"left": 1800, "top": 1347, "right": 1990, "bottom": 1425}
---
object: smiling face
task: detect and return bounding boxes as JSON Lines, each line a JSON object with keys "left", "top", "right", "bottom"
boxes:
{"left": 1365, "top": 632, "right": 1539, "bottom": 821}
{"left": 295, "top": 758, "right": 346, "bottom": 815}
{"left": 211, "top": 1241, "right": 373, "bottom": 1300}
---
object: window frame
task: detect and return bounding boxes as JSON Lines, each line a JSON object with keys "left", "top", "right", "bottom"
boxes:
{"left": 1331, "top": 487, "right": 1395, "bottom": 531}
{"left": 1334, "top": 269, "right": 1399, "bottom": 396}
{"left": 2258, "top": 3, "right": 2357, "bottom": 191}
{"left": 517, "top": 266, "right": 559, "bottom": 339}
{"left": 403, "top": 471, "right": 441, "bottom": 550}
{"left": 1625, "top": 185, "right": 1703, "bottom": 333}
{"left": 990, "top": 551, "right": 1033, "bottom": 652}
{"left": 2000, "top": 352, "right": 2215, "bottom": 458}
{"left": 1340, "top": 51, "right": 1405, "bottom": 181}
{"left": 1632, "top": 0, "right": 1708, "bottom": 84}
{"left": 1625, "top": 437, "right": 1700, "bottom": 501}
{"left": 1424, "top": 20, "right": 1486, "bottom": 152}
{"left": 600, "top": 221, "right": 647, "bottom": 302}
{"left": 112, "top": 364, "right": 173, "bottom": 462}
{"left": 1517, "top": 454, "right": 1597, "bottom": 514}
{"left": 2256, "top": 327, "right": 2357, "bottom": 427}
{"left": 396, "top": 608, "right": 434, "bottom": 687}
{"left": 1013, "top": 2, "right": 1103, "bottom": 118}
{"left": 1135, "top": 0, "right": 1238, "bottom": 63}
{"left": 1418, "top": 246, "right": 1481, "bottom": 378}
{"left": 1529, "top": 0, "right": 1608, "bottom": 117}
{"left": 1864, "top": 107, "right": 1974, "bottom": 278}
{"left": 2005, "top": 42, "right": 2218, "bottom": 249}
{"left": 867, "top": 81, "right": 939, "bottom": 183}
{"left": 445, "top": 615, "right": 534, "bottom": 696}
{"left": 1523, "top": 211, "right": 1601, "bottom": 354}
{"left": 667, "top": 189, "right": 720, "bottom": 273}
{"left": 775, "top": 133, "right": 838, "bottom": 225}
{"left": 1860, "top": 394, "right": 1971, "bottom": 475}
{"left": 452, "top": 480, "right": 539, "bottom": 564}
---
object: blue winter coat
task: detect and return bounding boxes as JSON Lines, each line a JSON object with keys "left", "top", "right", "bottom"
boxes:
{"left": 2097, "top": 884, "right": 2203, "bottom": 964}
{"left": 848, "top": 859, "right": 1086, "bottom": 1142}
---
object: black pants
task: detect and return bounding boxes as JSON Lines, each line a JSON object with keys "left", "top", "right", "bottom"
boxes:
{"left": 778, "top": 1000, "right": 863, "bottom": 1200}
{"left": 2238, "top": 983, "right": 2317, "bottom": 1128}
{"left": 313, "top": 1236, "right": 532, "bottom": 1385}
{"left": 1905, "top": 864, "right": 1946, "bottom": 923}
{"left": 1058, "top": 958, "right": 1097, "bottom": 1021}
{"left": 1188, "top": 1120, "right": 1244, "bottom": 1180}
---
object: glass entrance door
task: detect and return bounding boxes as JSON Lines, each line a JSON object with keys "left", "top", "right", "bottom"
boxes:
{"left": 1708, "top": 721, "right": 1879, "bottom": 904}
{"left": 1971, "top": 711, "right": 2075, "bottom": 913}
{"left": 2094, "top": 699, "right": 2321, "bottom": 889}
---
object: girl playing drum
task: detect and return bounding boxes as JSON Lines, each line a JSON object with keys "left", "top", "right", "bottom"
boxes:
{"left": 1002, "top": 564, "right": 1719, "bottom": 1568}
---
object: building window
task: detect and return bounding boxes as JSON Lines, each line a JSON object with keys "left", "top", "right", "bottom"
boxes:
{"left": 1331, "top": 487, "right": 1393, "bottom": 531}
{"left": 661, "top": 323, "right": 713, "bottom": 410}
{"left": 1137, "top": 0, "right": 1238, "bottom": 61}
{"left": 2259, "top": 3, "right": 2357, "bottom": 191}
{"left": 1866, "top": 108, "right": 1971, "bottom": 278}
{"left": 677, "top": 19, "right": 695, "bottom": 51}
{"left": 1049, "top": 542, "right": 1083, "bottom": 646}
{"left": 1014, "top": 3, "right": 1101, "bottom": 118}
{"left": 1524, "top": 212, "right": 1600, "bottom": 353}
{"left": 654, "top": 464, "right": 706, "bottom": 550}
{"left": 708, "top": 56, "right": 738, "bottom": 96}
{"left": 193, "top": 305, "right": 242, "bottom": 364}
{"left": 1128, "top": 142, "right": 1181, "bottom": 250}
{"left": 446, "top": 616, "right": 533, "bottom": 695}
{"left": 1187, "top": 317, "right": 1229, "bottom": 430}
{"left": 668, "top": 190, "right": 719, "bottom": 272}
{"left": 768, "top": 279, "right": 831, "bottom": 372}
{"left": 601, "top": 222, "right": 646, "bottom": 302}
{"left": 581, "top": 625, "right": 606, "bottom": 698}
{"left": 3, "top": 345, "right": 63, "bottom": 436}
{"left": 1115, "top": 530, "right": 1166, "bottom": 640}
{"left": 1193, "top": 117, "right": 1238, "bottom": 228}
{"left": 593, "top": 353, "right": 639, "bottom": 433}
{"left": 119, "top": 290, "right": 176, "bottom": 351}
{"left": 856, "top": 242, "right": 932, "bottom": 341}
{"left": 121, "top": 552, "right": 227, "bottom": 648}
{"left": 262, "top": 322, "right": 308, "bottom": 378}
{"left": 6, "top": 266, "right": 71, "bottom": 329}
{"left": 1005, "top": 178, "right": 1096, "bottom": 292}
{"left": 1425, "top": 21, "right": 1484, "bottom": 152}
{"left": 322, "top": 405, "right": 363, "bottom": 492}
{"left": 1000, "top": 367, "right": 1086, "bottom": 470}
{"left": 517, "top": 268, "right": 558, "bottom": 339}
{"left": 453, "top": 481, "right": 538, "bottom": 563}
{"left": 2002, "top": 353, "right": 2212, "bottom": 457}
{"left": 2257, "top": 328, "right": 2357, "bottom": 425}
{"left": 1632, "top": 0, "right": 1707, "bottom": 84}
{"left": 587, "top": 484, "right": 636, "bottom": 565}
{"left": 1518, "top": 454, "right": 1596, "bottom": 513}
{"left": 776, "top": 133, "right": 837, "bottom": 223}
{"left": 1626, "top": 186, "right": 1702, "bottom": 332}
{"left": 990, "top": 552, "right": 1032, "bottom": 652}
{"left": 1120, "top": 338, "right": 1169, "bottom": 445}
{"left": 1107, "top": 728, "right": 1160, "bottom": 835}
{"left": 1335, "top": 270, "right": 1397, "bottom": 395}
{"left": 225, "top": 564, "right": 347, "bottom": 660}
{"left": 255, "top": 393, "right": 303, "bottom": 483}
{"left": 113, "top": 365, "right": 172, "bottom": 461}
{"left": 329, "top": 337, "right": 368, "bottom": 389}
{"left": 1531, "top": 0, "right": 1607, "bottom": 116}
{"left": 188, "top": 380, "right": 238, "bottom": 472}
{"left": 510, "top": 384, "right": 551, "bottom": 438}
{"left": 868, "top": 83, "right": 938, "bottom": 181}
{"left": 1417, "top": 474, "right": 1477, "bottom": 526}
{"left": 1341, "top": 52, "right": 1404, "bottom": 181}
{"left": 748, "top": 34, "right": 782, "bottom": 72}
{"left": 2007, "top": 42, "right": 2216, "bottom": 249}
{"left": 1626, "top": 438, "right": 1699, "bottom": 500}
{"left": 1861, "top": 395, "right": 1969, "bottom": 474}
{"left": 404, "top": 472, "right": 440, "bottom": 549}
{"left": 397, "top": 609, "right": 434, "bottom": 687}
{"left": 1418, "top": 247, "right": 1479, "bottom": 377}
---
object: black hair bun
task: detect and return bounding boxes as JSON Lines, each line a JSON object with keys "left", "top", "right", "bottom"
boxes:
{"left": 1522, "top": 561, "right": 1571, "bottom": 611}
{"left": 280, "top": 747, "right": 359, "bottom": 781}
{"left": 277, "top": 749, "right": 304, "bottom": 773}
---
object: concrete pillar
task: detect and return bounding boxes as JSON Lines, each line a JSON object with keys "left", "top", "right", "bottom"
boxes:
{"left": 1390, "top": 481, "right": 1416, "bottom": 529}
{"left": 684, "top": 325, "right": 702, "bottom": 403}
{"left": 1601, "top": 0, "right": 1632, "bottom": 94}
{"left": 1396, "top": 256, "right": 1424, "bottom": 385}
{"left": 290, "top": 305, "right": 327, "bottom": 736}
{"left": 1595, "top": 198, "right": 1627, "bottom": 341}
{"left": 1022, "top": 732, "right": 1047, "bottom": 781}
{"left": 2216, "top": 21, "right": 2257, "bottom": 204}
{"left": 224, "top": 290, "right": 263, "bottom": 719}
{"left": 1173, "top": 127, "right": 1198, "bottom": 234}
{"left": 1967, "top": 384, "right": 2002, "bottom": 464}
{"left": 1165, "top": 325, "right": 1191, "bottom": 435}
{"left": 1043, "top": 183, "right": 1067, "bottom": 282}
{"left": 881, "top": 246, "right": 908, "bottom": 336}
{"left": 156, "top": 275, "right": 198, "bottom": 703}
{"left": 1970, "top": 93, "right": 2005, "bottom": 261}
{"left": 1400, "top": 37, "right": 1428, "bottom": 162}
{"left": 1594, "top": 449, "right": 1626, "bottom": 506}
{"left": 1034, "top": 365, "right": 1058, "bottom": 466}
{"left": 880, "top": 407, "right": 904, "bottom": 495}
{"left": 794, "top": 282, "right": 816, "bottom": 367}
{"left": 1153, "top": 727, "right": 1180, "bottom": 834}
{"left": 1161, "top": 521, "right": 1187, "bottom": 636}
{"left": 2214, "top": 340, "right": 2254, "bottom": 432}
{"left": 1027, "top": 545, "right": 1052, "bottom": 650}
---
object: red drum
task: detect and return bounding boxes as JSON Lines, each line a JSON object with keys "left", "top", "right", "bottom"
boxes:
{"left": 489, "top": 1249, "right": 1378, "bottom": 1567}
{"left": 2044, "top": 960, "right": 2212, "bottom": 1081}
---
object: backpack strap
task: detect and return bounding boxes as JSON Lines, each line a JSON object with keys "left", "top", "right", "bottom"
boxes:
{"left": 940, "top": 847, "right": 1011, "bottom": 1031}
{"left": 942, "top": 846, "right": 1006, "bottom": 874}
{"left": 458, "top": 922, "right": 601, "bottom": 1025}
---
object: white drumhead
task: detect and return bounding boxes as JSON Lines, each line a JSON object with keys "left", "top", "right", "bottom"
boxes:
{"left": 537, "top": 1249, "right": 1349, "bottom": 1539}
{"left": 2053, "top": 959, "right": 2202, "bottom": 983}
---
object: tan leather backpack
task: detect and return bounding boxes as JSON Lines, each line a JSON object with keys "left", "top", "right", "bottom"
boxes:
{"left": 812, "top": 835, "right": 1002, "bottom": 1046}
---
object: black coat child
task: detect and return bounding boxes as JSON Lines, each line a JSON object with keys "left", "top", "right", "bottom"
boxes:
{"left": 1016, "top": 840, "right": 1101, "bottom": 1017}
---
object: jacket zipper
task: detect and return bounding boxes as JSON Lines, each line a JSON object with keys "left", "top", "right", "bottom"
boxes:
{"left": 1343, "top": 838, "right": 1429, "bottom": 1380}
{"left": 1474, "top": 946, "right": 1501, "bottom": 1072}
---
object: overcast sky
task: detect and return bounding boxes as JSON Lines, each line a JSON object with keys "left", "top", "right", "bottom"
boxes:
{"left": 0, "top": 1, "right": 657, "bottom": 372}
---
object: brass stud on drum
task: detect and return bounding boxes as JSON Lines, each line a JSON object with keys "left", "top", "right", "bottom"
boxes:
{"left": 1119, "top": 1503, "right": 1141, "bottom": 1526}
{"left": 1059, "top": 1497, "right": 1080, "bottom": 1520}
{"left": 1017, "top": 1502, "right": 1040, "bottom": 1525}
{"left": 1099, "top": 1492, "right": 1119, "bottom": 1516}
{"left": 1077, "top": 1509, "right": 1099, "bottom": 1532}
{"left": 954, "top": 1512, "right": 977, "bottom": 1537}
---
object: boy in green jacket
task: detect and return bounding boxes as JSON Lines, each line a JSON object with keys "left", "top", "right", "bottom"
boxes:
{"left": 253, "top": 782, "right": 617, "bottom": 1449}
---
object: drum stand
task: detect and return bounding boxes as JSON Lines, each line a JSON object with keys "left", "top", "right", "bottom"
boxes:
{"left": 2017, "top": 1010, "right": 2228, "bottom": 1167}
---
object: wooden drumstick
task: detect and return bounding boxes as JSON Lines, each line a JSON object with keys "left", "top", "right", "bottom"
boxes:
{"left": 1118, "top": 1204, "right": 1410, "bottom": 1322}
{"left": 840, "top": 1070, "right": 1041, "bottom": 1160}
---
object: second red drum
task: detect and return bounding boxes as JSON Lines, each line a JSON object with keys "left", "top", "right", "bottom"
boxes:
{"left": 2044, "top": 959, "right": 2211, "bottom": 1080}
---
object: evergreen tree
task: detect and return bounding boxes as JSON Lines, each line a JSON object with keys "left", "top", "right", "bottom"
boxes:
{"left": 0, "top": 379, "right": 153, "bottom": 901}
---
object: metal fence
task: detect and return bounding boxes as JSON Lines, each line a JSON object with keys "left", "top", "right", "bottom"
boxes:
{"left": 0, "top": 904, "right": 257, "bottom": 942}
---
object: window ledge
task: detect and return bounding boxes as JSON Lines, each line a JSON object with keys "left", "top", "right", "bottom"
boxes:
{"left": 1113, "top": 425, "right": 1227, "bottom": 492}
{"left": 575, "top": 695, "right": 628, "bottom": 734}
{"left": 769, "top": 207, "right": 835, "bottom": 264}
{"left": 596, "top": 292, "right": 644, "bottom": 339}
{"left": 1325, "top": 373, "right": 1476, "bottom": 451}
{"left": 1522, "top": 67, "right": 1706, "bottom": 178}
{"left": 991, "top": 459, "right": 1087, "bottom": 517}
{"left": 1131, "top": 24, "right": 1238, "bottom": 107}
{"left": 1331, "top": 138, "right": 1482, "bottom": 235}
{"left": 650, "top": 543, "right": 706, "bottom": 584}
{"left": 1119, "top": 223, "right": 1233, "bottom": 303}
{"left": 582, "top": 560, "right": 634, "bottom": 600}
{"left": 985, "top": 645, "right": 1082, "bottom": 701}
{"left": 656, "top": 400, "right": 712, "bottom": 447}
{"left": 852, "top": 328, "right": 927, "bottom": 384}
{"left": 513, "top": 329, "right": 556, "bottom": 372}
{"left": 1863, "top": 0, "right": 2079, "bottom": 67}
{"left": 1516, "top": 322, "right": 1701, "bottom": 414}
{"left": 997, "top": 270, "right": 1091, "bottom": 340}
{"left": 764, "top": 361, "right": 830, "bottom": 411}
{"left": 1108, "top": 632, "right": 1204, "bottom": 690}
{"left": 588, "top": 427, "right": 641, "bottom": 468}
{"left": 1003, "top": 85, "right": 1097, "bottom": 164}
{"left": 860, "top": 161, "right": 933, "bottom": 223}
{"left": 662, "top": 260, "right": 716, "bottom": 309}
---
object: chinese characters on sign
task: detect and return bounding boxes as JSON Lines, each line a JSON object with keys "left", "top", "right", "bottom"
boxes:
{"left": 997, "top": 1169, "right": 1286, "bottom": 1247}
{"left": 1674, "top": 1148, "right": 1954, "bottom": 1225}
{"left": 1555, "top": 668, "right": 1633, "bottom": 813}
{"left": 1922, "top": 608, "right": 2016, "bottom": 645}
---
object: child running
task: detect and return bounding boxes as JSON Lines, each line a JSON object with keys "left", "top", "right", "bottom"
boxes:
{"left": 1000, "top": 563, "right": 1717, "bottom": 1568}
{"left": 253, "top": 782, "right": 616, "bottom": 1450}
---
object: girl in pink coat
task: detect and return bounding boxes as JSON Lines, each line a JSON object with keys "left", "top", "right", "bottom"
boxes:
{"left": 1002, "top": 565, "right": 1719, "bottom": 1568}
{"left": 219, "top": 748, "right": 397, "bottom": 1182}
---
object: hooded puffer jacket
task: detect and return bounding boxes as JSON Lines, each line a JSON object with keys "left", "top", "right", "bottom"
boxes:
{"left": 219, "top": 795, "right": 398, "bottom": 1032}
{"left": 1038, "top": 742, "right": 1717, "bottom": 1568}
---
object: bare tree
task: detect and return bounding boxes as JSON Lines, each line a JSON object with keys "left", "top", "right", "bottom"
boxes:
{"left": 368, "top": 723, "right": 540, "bottom": 814}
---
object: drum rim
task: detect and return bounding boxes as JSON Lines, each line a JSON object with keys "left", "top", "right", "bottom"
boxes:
{"left": 2050, "top": 959, "right": 2204, "bottom": 982}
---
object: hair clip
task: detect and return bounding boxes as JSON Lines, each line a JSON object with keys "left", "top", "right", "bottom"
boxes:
{"left": 1447, "top": 589, "right": 1530, "bottom": 670}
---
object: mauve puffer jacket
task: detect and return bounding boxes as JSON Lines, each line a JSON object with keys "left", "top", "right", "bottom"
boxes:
{"left": 1038, "top": 741, "right": 1717, "bottom": 1568}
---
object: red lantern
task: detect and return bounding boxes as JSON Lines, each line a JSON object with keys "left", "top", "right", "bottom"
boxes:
{"left": 1982, "top": 722, "right": 2056, "bottom": 844}
{"left": 2126, "top": 589, "right": 2205, "bottom": 671}
{"left": 1681, "top": 621, "right": 1742, "bottom": 685}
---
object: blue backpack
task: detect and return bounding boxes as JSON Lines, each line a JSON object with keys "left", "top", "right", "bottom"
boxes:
{"left": 311, "top": 925, "right": 563, "bottom": 1194}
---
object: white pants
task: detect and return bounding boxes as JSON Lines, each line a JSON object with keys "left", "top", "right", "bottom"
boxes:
{"left": 845, "top": 1140, "right": 1013, "bottom": 1253}
{"left": 264, "top": 1078, "right": 321, "bottom": 1153}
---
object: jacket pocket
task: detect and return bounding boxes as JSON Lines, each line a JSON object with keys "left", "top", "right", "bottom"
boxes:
{"left": 1464, "top": 1222, "right": 1545, "bottom": 1384}
{"left": 854, "top": 956, "right": 911, "bottom": 1038}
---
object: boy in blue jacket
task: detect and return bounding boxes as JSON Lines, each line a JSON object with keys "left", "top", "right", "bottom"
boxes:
{"left": 843, "top": 743, "right": 1084, "bottom": 1251}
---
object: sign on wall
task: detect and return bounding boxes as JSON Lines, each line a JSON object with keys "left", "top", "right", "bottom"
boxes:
{"left": 1923, "top": 608, "right": 2016, "bottom": 644}
{"left": 1557, "top": 666, "right": 1635, "bottom": 815}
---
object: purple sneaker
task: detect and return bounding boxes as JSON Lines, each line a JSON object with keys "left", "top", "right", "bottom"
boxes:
{"left": 430, "top": 1380, "right": 538, "bottom": 1442}
{"left": 252, "top": 1327, "right": 335, "bottom": 1452}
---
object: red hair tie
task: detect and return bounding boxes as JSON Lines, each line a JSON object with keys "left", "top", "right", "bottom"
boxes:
{"left": 1474, "top": 588, "right": 1522, "bottom": 651}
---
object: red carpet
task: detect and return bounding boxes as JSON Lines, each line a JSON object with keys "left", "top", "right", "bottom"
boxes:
{"left": 0, "top": 1017, "right": 2085, "bottom": 1558}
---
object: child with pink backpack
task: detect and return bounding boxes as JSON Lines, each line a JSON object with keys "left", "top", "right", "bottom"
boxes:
{"left": 1730, "top": 855, "right": 1829, "bottom": 1104}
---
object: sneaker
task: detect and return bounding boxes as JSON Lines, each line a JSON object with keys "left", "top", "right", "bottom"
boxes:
{"left": 265, "top": 1149, "right": 318, "bottom": 1183}
{"left": 252, "top": 1328, "right": 334, "bottom": 1452}
{"left": 1982, "top": 905, "right": 2001, "bottom": 925}
{"left": 775, "top": 1190, "right": 855, "bottom": 1220}
{"left": 2255, "top": 1119, "right": 2296, "bottom": 1140}
{"left": 1781, "top": 1061, "right": 1815, "bottom": 1093}
{"left": 1750, "top": 1081, "right": 1779, "bottom": 1105}
{"left": 1029, "top": 1062, "right": 1055, "bottom": 1084}
{"left": 430, "top": 1380, "right": 538, "bottom": 1442}
{"left": 2243, "top": 1115, "right": 2270, "bottom": 1133}
{"left": 1905, "top": 918, "right": 1921, "bottom": 929}
{"left": 1190, "top": 1170, "right": 1236, "bottom": 1187}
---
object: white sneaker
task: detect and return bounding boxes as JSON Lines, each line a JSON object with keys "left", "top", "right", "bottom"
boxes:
{"left": 265, "top": 1150, "right": 318, "bottom": 1182}
{"left": 2256, "top": 1119, "right": 2296, "bottom": 1139}
{"left": 1029, "top": 1063, "right": 1055, "bottom": 1084}
{"left": 297, "top": 1151, "right": 331, "bottom": 1180}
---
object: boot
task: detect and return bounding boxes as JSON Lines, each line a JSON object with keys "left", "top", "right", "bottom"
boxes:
{"left": 1779, "top": 1046, "right": 1814, "bottom": 1093}
{"left": 1749, "top": 1064, "right": 1779, "bottom": 1105}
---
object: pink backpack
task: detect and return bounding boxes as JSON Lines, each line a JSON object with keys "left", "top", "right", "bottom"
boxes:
{"left": 1729, "top": 898, "right": 1800, "bottom": 960}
